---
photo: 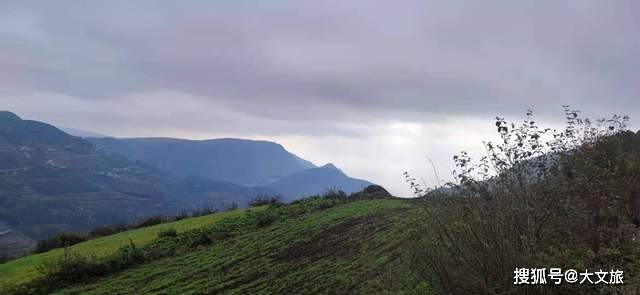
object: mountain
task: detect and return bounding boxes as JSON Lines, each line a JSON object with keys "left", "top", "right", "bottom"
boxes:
{"left": 0, "top": 112, "right": 276, "bottom": 253}
{"left": 88, "top": 137, "right": 316, "bottom": 186}
{"left": 0, "top": 221, "right": 35, "bottom": 259}
{"left": 266, "top": 163, "right": 373, "bottom": 201}
{"left": 87, "top": 137, "right": 375, "bottom": 200}
{"left": 60, "top": 127, "right": 108, "bottom": 138}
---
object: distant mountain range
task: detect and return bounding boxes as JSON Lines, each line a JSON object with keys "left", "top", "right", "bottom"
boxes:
{"left": 87, "top": 137, "right": 316, "bottom": 186}
{"left": 60, "top": 127, "right": 108, "bottom": 138}
{"left": 0, "top": 112, "right": 272, "bottom": 254}
{"left": 87, "top": 137, "right": 372, "bottom": 201}
{"left": 0, "top": 111, "right": 372, "bottom": 256}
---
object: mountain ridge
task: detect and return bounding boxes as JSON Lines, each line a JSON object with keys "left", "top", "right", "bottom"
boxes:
{"left": 88, "top": 137, "right": 316, "bottom": 187}
{"left": 0, "top": 112, "right": 277, "bottom": 252}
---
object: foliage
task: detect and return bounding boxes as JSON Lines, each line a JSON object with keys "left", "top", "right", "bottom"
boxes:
{"left": 409, "top": 107, "right": 640, "bottom": 294}
{"left": 55, "top": 199, "right": 418, "bottom": 294}
{"left": 135, "top": 215, "right": 169, "bottom": 228}
{"left": 249, "top": 195, "right": 283, "bottom": 207}
{"left": 29, "top": 207, "right": 222, "bottom": 256}
{"left": 0, "top": 208, "right": 252, "bottom": 287}
{"left": 23, "top": 240, "right": 149, "bottom": 294}
{"left": 34, "top": 233, "right": 87, "bottom": 254}
{"left": 191, "top": 206, "right": 218, "bottom": 217}
{"left": 223, "top": 201, "right": 239, "bottom": 212}
{"left": 1, "top": 188, "right": 422, "bottom": 294}
{"left": 254, "top": 209, "right": 280, "bottom": 227}
{"left": 157, "top": 228, "right": 178, "bottom": 238}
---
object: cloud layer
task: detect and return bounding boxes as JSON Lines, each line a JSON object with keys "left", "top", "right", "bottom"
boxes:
{"left": 1, "top": 1, "right": 639, "bottom": 194}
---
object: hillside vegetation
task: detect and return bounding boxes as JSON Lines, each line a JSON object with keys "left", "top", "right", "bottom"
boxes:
{"left": 1, "top": 189, "right": 424, "bottom": 294}
{"left": 409, "top": 108, "right": 640, "bottom": 294}
{"left": 0, "top": 209, "right": 253, "bottom": 287}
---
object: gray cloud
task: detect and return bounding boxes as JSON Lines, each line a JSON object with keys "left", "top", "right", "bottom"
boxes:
{"left": 2, "top": 0, "right": 639, "bottom": 122}
{"left": 1, "top": 0, "right": 639, "bottom": 194}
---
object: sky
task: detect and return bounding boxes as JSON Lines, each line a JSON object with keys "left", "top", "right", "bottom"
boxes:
{"left": 1, "top": 1, "right": 639, "bottom": 196}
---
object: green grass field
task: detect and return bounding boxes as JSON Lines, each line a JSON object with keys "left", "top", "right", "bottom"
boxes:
{"left": 0, "top": 208, "right": 258, "bottom": 286}
{"left": 2, "top": 197, "right": 425, "bottom": 294}
{"left": 57, "top": 199, "right": 422, "bottom": 294}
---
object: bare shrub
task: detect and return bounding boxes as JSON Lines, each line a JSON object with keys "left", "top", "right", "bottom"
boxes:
{"left": 410, "top": 107, "right": 640, "bottom": 294}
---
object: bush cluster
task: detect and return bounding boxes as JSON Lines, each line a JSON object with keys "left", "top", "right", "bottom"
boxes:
{"left": 249, "top": 195, "right": 282, "bottom": 207}
{"left": 409, "top": 107, "right": 640, "bottom": 294}
{"left": 34, "top": 233, "right": 87, "bottom": 254}
{"left": 25, "top": 240, "right": 149, "bottom": 294}
{"left": 157, "top": 228, "right": 177, "bottom": 238}
{"left": 33, "top": 206, "right": 221, "bottom": 255}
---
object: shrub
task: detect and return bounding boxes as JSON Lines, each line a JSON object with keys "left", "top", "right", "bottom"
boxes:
{"left": 157, "top": 228, "right": 177, "bottom": 238}
{"left": 191, "top": 232, "right": 212, "bottom": 248}
{"left": 135, "top": 215, "right": 167, "bottom": 228}
{"left": 409, "top": 107, "right": 640, "bottom": 294}
{"left": 36, "top": 248, "right": 103, "bottom": 287}
{"left": 192, "top": 207, "right": 217, "bottom": 217}
{"left": 322, "top": 190, "right": 348, "bottom": 201}
{"left": 174, "top": 212, "right": 189, "bottom": 221}
{"left": 32, "top": 240, "right": 149, "bottom": 293}
{"left": 34, "top": 232, "right": 87, "bottom": 254}
{"left": 107, "top": 240, "right": 147, "bottom": 270}
{"left": 249, "top": 195, "right": 282, "bottom": 207}
{"left": 223, "top": 202, "right": 239, "bottom": 212}
{"left": 254, "top": 210, "right": 280, "bottom": 227}
{"left": 88, "top": 225, "right": 116, "bottom": 238}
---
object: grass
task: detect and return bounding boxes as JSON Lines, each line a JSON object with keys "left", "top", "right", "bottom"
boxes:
{"left": 0, "top": 208, "right": 257, "bottom": 287}
{"left": 53, "top": 199, "right": 422, "bottom": 294}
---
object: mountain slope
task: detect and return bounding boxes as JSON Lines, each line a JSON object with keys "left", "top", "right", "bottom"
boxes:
{"left": 0, "top": 222, "right": 35, "bottom": 259}
{"left": 88, "top": 137, "right": 316, "bottom": 186}
{"left": 0, "top": 192, "right": 424, "bottom": 294}
{"left": 0, "top": 112, "right": 276, "bottom": 250}
{"left": 266, "top": 163, "right": 373, "bottom": 200}
{"left": 0, "top": 208, "right": 254, "bottom": 286}
{"left": 60, "top": 127, "right": 108, "bottom": 138}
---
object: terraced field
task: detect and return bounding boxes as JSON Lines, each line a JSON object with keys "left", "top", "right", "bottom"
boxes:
{"left": 0, "top": 222, "right": 35, "bottom": 259}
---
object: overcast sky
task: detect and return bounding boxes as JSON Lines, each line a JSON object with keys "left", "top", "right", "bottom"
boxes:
{"left": 1, "top": 1, "right": 639, "bottom": 196}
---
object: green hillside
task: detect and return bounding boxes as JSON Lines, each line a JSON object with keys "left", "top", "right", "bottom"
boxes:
{"left": 0, "top": 208, "right": 254, "bottom": 287}
{"left": 1, "top": 194, "right": 424, "bottom": 294}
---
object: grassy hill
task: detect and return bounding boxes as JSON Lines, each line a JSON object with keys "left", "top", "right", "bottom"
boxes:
{"left": 0, "top": 194, "right": 424, "bottom": 294}
{"left": 0, "top": 208, "right": 254, "bottom": 287}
